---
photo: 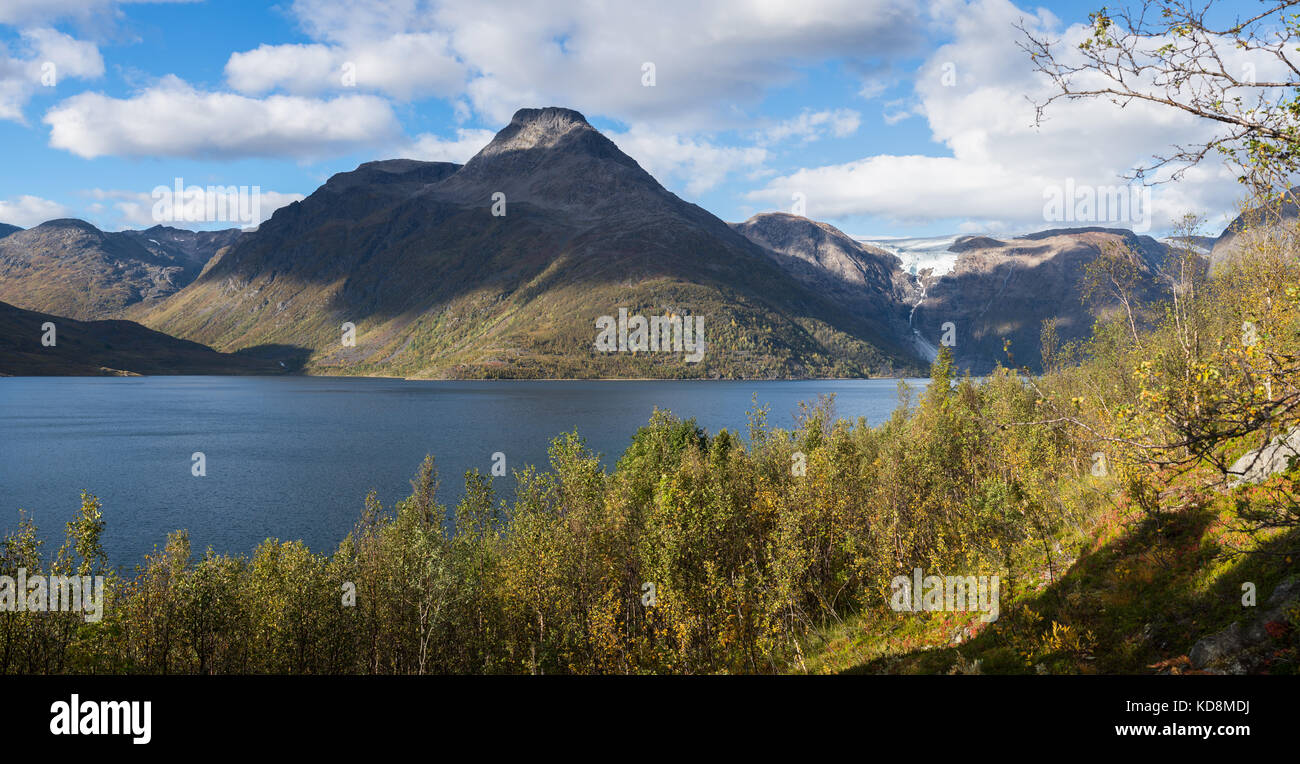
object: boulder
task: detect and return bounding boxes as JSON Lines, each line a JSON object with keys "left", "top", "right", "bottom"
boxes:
{"left": 1189, "top": 622, "right": 1244, "bottom": 669}
{"left": 1188, "top": 576, "right": 1299, "bottom": 670}
{"left": 1228, "top": 428, "right": 1300, "bottom": 487}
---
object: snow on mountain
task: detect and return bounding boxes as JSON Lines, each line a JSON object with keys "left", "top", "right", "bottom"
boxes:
{"left": 854, "top": 235, "right": 965, "bottom": 277}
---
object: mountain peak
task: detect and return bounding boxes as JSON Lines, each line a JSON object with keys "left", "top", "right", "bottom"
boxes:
{"left": 476, "top": 106, "right": 598, "bottom": 159}
{"left": 37, "top": 218, "right": 102, "bottom": 233}
{"left": 511, "top": 106, "right": 590, "bottom": 126}
{"left": 737, "top": 212, "right": 897, "bottom": 258}
{"left": 436, "top": 105, "right": 664, "bottom": 216}
{"left": 732, "top": 212, "right": 907, "bottom": 290}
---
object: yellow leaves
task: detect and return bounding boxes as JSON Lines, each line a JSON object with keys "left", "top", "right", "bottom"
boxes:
{"left": 1039, "top": 621, "right": 1096, "bottom": 658}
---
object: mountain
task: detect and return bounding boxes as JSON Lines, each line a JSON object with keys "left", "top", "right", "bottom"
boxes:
{"left": 1162, "top": 234, "right": 1216, "bottom": 255}
{"left": 0, "top": 219, "right": 237, "bottom": 321}
{"left": 1210, "top": 191, "right": 1300, "bottom": 269}
{"left": 736, "top": 218, "right": 1180, "bottom": 372}
{"left": 119, "top": 225, "right": 242, "bottom": 278}
{"left": 729, "top": 212, "right": 919, "bottom": 355}
{"left": 907, "top": 227, "right": 1171, "bottom": 371}
{"left": 730, "top": 213, "right": 912, "bottom": 300}
{"left": 135, "top": 107, "right": 924, "bottom": 379}
{"left": 0, "top": 299, "right": 281, "bottom": 376}
{"left": 0, "top": 223, "right": 20, "bottom": 239}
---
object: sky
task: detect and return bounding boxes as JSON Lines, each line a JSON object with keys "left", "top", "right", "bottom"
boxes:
{"left": 0, "top": 0, "right": 1277, "bottom": 239}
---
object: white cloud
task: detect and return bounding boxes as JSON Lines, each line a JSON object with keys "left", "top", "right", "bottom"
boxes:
{"left": 609, "top": 126, "right": 767, "bottom": 195}
{"left": 225, "top": 33, "right": 464, "bottom": 100}
{"left": 0, "top": 0, "right": 199, "bottom": 26}
{"left": 857, "top": 78, "right": 889, "bottom": 100}
{"left": 86, "top": 187, "right": 305, "bottom": 229}
{"left": 761, "top": 109, "right": 861, "bottom": 144}
{"left": 880, "top": 98, "right": 914, "bottom": 125}
{"left": 0, "top": 28, "right": 104, "bottom": 123}
{"left": 227, "top": 0, "right": 924, "bottom": 130}
{"left": 43, "top": 76, "right": 402, "bottom": 159}
{"left": 747, "top": 0, "right": 1271, "bottom": 232}
{"left": 224, "top": 44, "right": 339, "bottom": 95}
{"left": 402, "top": 128, "right": 495, "bottom": 163}
{"left": 0, "top": 195, "right": 71, "bottom": 227}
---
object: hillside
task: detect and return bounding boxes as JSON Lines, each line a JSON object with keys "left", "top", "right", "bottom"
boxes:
{"left": 742, "top": 218, "right": 1179, "bottom": 372}
{"left": 0, "top": 219, "right": 237, "bottom": 321}
{"left": 908, "top": 227, "right": 1174, "bottom": 372}
{"left": 1211, "top": 191, "right": 1300, "bottom": 270}
{"left": 0, "top": 299, "right": 281, "bottom": 376}
{"left": 730, "top": 212, "right": 919, "bottom": 355}
{"left": 133, "top": 108, "right": 924, "bottom": 379}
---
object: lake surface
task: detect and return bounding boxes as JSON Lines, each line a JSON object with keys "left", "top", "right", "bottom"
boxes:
{"left": 0, "top": 376, "right": 927, "bottom": 569}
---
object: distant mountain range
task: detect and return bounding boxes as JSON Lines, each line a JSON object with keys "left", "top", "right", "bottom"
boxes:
{"left": 0, "top": 219, "right": 239, "bottom": 321}
{"left": 0, "top": 105, "right": 1248, "bottom": 378}
{"left": 743, "top": 216, "right": 1180, "bottom": 371}
{"left": 904, "top": 227, "right": 1170, "bottom": 370}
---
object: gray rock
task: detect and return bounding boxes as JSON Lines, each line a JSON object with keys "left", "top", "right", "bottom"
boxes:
{"left": 1228, "top": 428, "right": 1300, "bottom": 486}
{"left": 1189, "top": 576, "right": 1299, "bottom": 670}
{"left": 1243, "top": 618, "right": 1276, "bottom": 644}
{"left": 1266, "top": 574, "right": 1300, "bottom": 607}
{"left": 1190, "top": 622, "right": 1245, "bottom": 669}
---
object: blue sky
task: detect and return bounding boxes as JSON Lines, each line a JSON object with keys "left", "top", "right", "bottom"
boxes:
{"left": 0, "top": 0, "right": 1266, "bottom": 238}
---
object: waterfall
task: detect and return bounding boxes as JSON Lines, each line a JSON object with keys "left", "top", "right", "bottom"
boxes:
{"left": 909, "top": 271, "right": 939, "bottom": 362}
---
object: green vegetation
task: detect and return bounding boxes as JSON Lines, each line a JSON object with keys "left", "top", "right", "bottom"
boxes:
{"left": 5, "top": 224, "right": 1297, "bottom": 673}
{"left": 6, "top": 0, "right": 1299, "bottom": 674}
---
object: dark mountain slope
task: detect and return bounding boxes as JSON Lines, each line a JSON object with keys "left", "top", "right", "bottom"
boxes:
{"left": 137, "top": 107, "right": 924, "bottom": 379}
{"left": 0, "top": 300, "right": 281, "bottom": 376}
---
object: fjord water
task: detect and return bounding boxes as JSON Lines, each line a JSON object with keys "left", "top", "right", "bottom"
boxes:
{"left": 0, "top": 376, "right": 926, "bottom": 568}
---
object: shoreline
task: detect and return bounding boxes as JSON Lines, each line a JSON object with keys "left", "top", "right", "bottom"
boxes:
{"left": 1, "top": 372, "right": 934, "bottom": 382}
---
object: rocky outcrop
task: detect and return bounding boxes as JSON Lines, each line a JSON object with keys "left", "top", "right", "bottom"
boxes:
{"left": 1228, "top": 428, "right": 1300, "bottom": 486}
{"left": 1188, "top": 576, "right": 1299, "bottom": 673}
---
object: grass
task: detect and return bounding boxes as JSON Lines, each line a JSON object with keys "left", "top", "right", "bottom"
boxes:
{"left": 795, "top": 469, "right": 1300, "bottom": 675}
